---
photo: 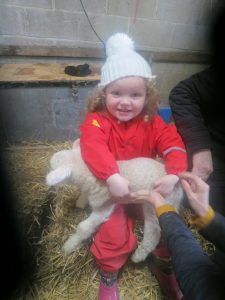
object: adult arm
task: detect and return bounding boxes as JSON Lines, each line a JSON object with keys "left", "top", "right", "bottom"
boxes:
{"left": 131, "top": 171, "right": 225, "bottom": 299}
{"left": 179, "top": 172, "right": 225, "bottom": 252}
{"left": 200, "top": 212, "right": 225, "bottom": 253}
{"left": 158, "top": 211, "right": 223, "bottom": 300}
{"left": 169, "top": 72, "right": 213, "bottom": 180}
{"left": 169, "top": 73, "right": 212, "bottom": 154}
{"left": 130, "top": 188, "right": 224, "bottom": 299}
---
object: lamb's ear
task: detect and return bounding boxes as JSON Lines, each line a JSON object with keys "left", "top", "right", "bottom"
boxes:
{"left": 46, "top": 165, "right": 72, "bottom": 186}
{"left": 72, "top": 138, "right": 80, "bottom": 149}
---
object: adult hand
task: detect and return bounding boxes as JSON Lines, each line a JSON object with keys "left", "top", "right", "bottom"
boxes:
{"left": 179, "top": 172, "right": 210, "bottom": 216}
{"left": 130, "top": 189, "right": 166, "bottom": 208}
{"left": 106, "top": 173, "right": 130, "bottom": 202}
{"left": 152, "top": 174, "right": 179, "bottom": 196}
{"left": 192, "top": 149, "right": 213, "bottom": 181}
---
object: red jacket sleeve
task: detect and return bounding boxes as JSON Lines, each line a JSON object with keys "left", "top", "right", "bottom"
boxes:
{"left": 153, "top": 115, "right": 188, "bottom": 175}
{"left": 80, "top": 112, "right": 119, "bottom": 180}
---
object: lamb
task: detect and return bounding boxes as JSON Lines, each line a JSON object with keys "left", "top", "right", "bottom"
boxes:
{"left": 46, "top": 143, "right": 183, "bottom": 263}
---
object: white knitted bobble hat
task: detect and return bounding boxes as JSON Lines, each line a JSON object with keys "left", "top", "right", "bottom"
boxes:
{"left": 99, "top": 33, "right": 155, "bottom": 87}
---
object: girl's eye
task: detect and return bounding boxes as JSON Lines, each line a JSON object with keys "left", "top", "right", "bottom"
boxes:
{"left": 111, "top": 91, "right": 120, "bottom": 96}
{"left": 132, "top": 93, "right": 141, "bottom": 98}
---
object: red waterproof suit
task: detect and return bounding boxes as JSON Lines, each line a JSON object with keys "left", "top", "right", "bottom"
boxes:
{"left": 80, "top": 111, "right": 187, "bottom": 272}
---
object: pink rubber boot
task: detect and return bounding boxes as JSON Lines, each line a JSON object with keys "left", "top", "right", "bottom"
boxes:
{"left": 98, "top": 270, "right": 119, "bottom": 300}
{"left": 149, "top": 240, "right": 184, "bottom": 300}
{"left": 98, "top": 282, "right": 119, "bottom": 300}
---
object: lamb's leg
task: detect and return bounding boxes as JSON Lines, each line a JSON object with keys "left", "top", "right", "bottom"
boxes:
{"left": 76, "top": 191, "right": 89, "bottom": 209}
{"left": 62, "top": 204, "right": 115, "bottom": 254}
{"left": 131, "top": 203, "right": 161, "bottom": 263}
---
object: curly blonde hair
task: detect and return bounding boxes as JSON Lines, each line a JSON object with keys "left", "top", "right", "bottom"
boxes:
{"left": 86, "top": 78, "right": 159, "bottom": 120}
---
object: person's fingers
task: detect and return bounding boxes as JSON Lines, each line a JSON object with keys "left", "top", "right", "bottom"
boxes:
{"left": 180, "top": 178, "right": 195, "bottom": 200}
{"left": 149, "top": 190, "right": 165, "bottom": 202}
{"left": 130, "top": 190, "right": 163, "bottom": 204}
{"left": 179, "top": 171, "right": 193, "bottom": 179}
{"left": 179, "top": 172, "right": 207, "bottom": 190}
{"left": 128, "top": 193, "right": 148, "bottom": 204}
{"left": 132, "top": 190, "right": 149, "bottom": 195}
{"left": 130, "top": 190, "right": 148, "bottom": 199}
{"left": 152, "top": 182, "right": 158, "bottom": 189}
{"left": 191, "top": 169, "right": 209, "bottom": 181}
{"left": 152, "top": 186, "right": 160, "bottom": 193}
{"left": 179, "top": 171, "right": 200, "bottom": 182}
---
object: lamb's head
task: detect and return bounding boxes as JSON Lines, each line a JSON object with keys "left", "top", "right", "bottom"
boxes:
{"left": 46, "top": 148, "right": 88, "bottom": 187}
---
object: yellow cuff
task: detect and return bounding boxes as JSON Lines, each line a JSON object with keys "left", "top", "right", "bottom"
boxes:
{"left": 156, "top": 204, "right": 176, "bottom": 218}
{"left": 189, "top": 206, "right": 215, "bottom": 230}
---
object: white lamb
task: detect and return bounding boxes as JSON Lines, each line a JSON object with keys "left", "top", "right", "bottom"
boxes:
{"left": 46, "top": 144, "right": 183, "bottom": 263}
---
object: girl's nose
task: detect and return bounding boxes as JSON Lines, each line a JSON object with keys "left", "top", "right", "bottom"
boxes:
{"left": 120, "top": 96, "right": 131, "bottom": 104}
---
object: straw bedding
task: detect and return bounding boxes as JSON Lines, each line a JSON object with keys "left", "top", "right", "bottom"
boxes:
{"left": 2, "top": 141, "right": 214, "bottom": 300}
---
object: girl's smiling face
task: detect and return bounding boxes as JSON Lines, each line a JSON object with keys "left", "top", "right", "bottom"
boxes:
{"left": 105, "top": 76, "right": 147, "bottom": 122}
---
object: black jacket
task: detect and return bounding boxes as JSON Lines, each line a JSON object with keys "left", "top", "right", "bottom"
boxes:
{"left": 169, "top": 67, "right": 225, "bottom": 157}
{"left": 159, "top": 211, "right": 225, "bottom": 300}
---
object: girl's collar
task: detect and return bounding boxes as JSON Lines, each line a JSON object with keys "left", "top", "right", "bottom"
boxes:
{"left": 101, "top": 110, "right": 145, "bottom": 124}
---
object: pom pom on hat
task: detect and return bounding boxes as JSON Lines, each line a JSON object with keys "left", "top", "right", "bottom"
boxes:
{"left": 106, "top": 33, "right": 134, "bottom": 57}
{"left": 99, "top": 32, "right": 155, "bottom": 87}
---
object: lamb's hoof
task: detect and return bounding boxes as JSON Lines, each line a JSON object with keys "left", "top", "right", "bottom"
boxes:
{"left": 62, "top": 237, "right": 81, "bottom": 255}
{"left": 131, "top": 247, "right": 148, "bottom": 263}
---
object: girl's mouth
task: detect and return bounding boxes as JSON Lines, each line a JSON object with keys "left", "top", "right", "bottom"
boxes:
{"left": 118, "top": 109, "right": 131, "bottom": 113}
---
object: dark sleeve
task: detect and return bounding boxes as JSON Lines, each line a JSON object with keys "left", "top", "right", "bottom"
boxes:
{"left": 200, "top": 212, "right": 225, "bottom": 253}
{"left": 169, "top": 75, "right": 212, "bottom": 155}
{"left": 159, "top": 212, "right": 224, "bottom": 300}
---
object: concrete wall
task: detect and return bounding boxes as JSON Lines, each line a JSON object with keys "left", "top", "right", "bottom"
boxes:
{"left": 0, "top": 0, "right": 223, "bottom": 142}
{"left": 0, "top": 0, "right": 220, "bottom": 51}
{"left": 0, "top": 84, "right": 93, "bottom": 143}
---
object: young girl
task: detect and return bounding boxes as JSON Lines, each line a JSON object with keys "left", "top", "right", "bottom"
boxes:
{"left": 79, "top": 33, "right": 187, "bottom": 300}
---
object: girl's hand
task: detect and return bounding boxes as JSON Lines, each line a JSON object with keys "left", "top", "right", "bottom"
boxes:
{"left": 152, "top": 174, "right": 179, "bottom": 196}
{"left": 106, "top": 173, "right": 130, "bottom": 202}
{"left": 179, "top": 172, "right": 210, "bottom": 216}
